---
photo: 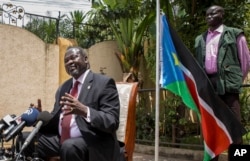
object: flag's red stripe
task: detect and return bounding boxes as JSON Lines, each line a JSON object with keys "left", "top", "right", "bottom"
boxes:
{"left": 184, "top": 74, "right": 231, "bottom": 155}
{"left": 200, "top": 107, "right": 230, "bottom": 154}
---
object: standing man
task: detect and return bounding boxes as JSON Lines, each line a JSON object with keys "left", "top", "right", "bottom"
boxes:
{"left": 194, "top": 5, "right": 250, "bottom": 161}
{"left": 20, "top": 46, "right": 121, "bottom": 161}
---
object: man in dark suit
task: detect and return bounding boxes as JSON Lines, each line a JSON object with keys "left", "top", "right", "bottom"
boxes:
{"left": 20, "top": 46, "right": 121, "bottom": 161}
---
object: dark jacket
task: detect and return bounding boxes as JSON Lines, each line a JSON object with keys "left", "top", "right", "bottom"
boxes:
{"left": 44, "top": 71, "right": 121, "bottom": 161}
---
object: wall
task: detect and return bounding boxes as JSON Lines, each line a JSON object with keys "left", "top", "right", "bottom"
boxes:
{"left": 0, "top": 24, "right": 59, "bottom": 116}
{"left": 88, "top": 40, "right": 123, "bottom": 82}
{"left": 0, "top": 24, "right": 123, "bottom": 119}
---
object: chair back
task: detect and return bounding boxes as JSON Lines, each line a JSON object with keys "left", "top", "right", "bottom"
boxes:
{"left": 116, "top": 82, "right": 138, "bottom": 161}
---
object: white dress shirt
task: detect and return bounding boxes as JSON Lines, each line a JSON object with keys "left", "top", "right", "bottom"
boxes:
{"left": 59, "top": 69, "right": 91, "bottom": 138}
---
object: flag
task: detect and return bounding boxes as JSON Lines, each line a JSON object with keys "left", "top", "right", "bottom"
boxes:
{"left": 160, "top": 14, "right": 246, "bottom": 161}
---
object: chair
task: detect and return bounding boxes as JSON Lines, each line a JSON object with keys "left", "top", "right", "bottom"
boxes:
{"left": 115, "top": 82, "right": 138, "bottom": 161}
{"left": 48, "top": 82, "right": 138, "bottom": 161}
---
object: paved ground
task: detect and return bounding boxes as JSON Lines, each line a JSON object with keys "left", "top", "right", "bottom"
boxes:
{"left": 133, "top": 152, "right": 192, "bottom": 161}
{"left": 133, "top": 144, "right": 228, "bottom": 161}
{"left": 133, "top": 152, "right": 228, "bottom": 161}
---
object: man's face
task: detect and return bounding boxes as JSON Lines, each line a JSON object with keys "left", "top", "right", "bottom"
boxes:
{"left": 64, "top": 48, "right": 88, "bottom": 79}
{"left": 206, "top": 6, "right": 223, "bottom": 27}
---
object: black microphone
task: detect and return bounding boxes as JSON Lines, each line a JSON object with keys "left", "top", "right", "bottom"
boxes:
{"left": 20, "top": 111, "right": 52, "bottom": 152}
{"left": 4, "top": 108, "right": 40, "bottom": 142}
{"left": 0, "top": 114, "right": 16, "bottom": 133}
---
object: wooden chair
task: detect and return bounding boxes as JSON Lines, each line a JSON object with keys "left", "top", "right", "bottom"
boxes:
{"left": 48, "top": 82, "right": 138, "bottom": 161}
{"left": 115, "top": 82, "right": 138, "bottom": 161}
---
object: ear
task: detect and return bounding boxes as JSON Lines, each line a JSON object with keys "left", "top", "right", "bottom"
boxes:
{"left": 85, "top": 58, "right": 90, "bottom": 68}
{"left": 84, "top": 57, "right": 89, "bottom": 63}
{"left": 220, "top": 14, "right": 224, "bottom": 20}
{"left": 219, "top": 10, "right": 224, "bottom": 18}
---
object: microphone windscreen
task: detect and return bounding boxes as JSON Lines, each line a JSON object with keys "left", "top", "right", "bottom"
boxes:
{"left": 21, "top": 108, "right": 40, "bottom": 126}
{"left": 37, "top": 111, "right": 53, "bottom": 126}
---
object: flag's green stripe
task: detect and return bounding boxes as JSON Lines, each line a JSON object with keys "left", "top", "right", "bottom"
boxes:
{"left": 203, "top": 150, "right": 212, "bottom": 161}
{"left": 163, "top": 81, "right": 200, "bottom": 117}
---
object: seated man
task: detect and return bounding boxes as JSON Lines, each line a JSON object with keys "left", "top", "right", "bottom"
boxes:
{"left": 18, "top": 46, "right": 122, "bottom": 161}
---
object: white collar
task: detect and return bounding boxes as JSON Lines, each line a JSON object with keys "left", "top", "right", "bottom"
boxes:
{"left": 73, "top": 69, "right": 90, "bottom": 85}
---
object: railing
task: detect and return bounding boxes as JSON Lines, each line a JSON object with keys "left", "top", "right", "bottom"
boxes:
{"left": 1, "top": 2, "right": 60, "bottom": 43}
{"left": 135, "top": 85, "right": 250, "bottom": 149}
{"left": 0, "top": 3, "right": 26, "bottom": 26}
{"left": 0, "top": 3, "right": 59, "bottom": 27}
{"left": 135, "top": 88, "right": 203, "bottom": 150}
{"left": 0, "top": 2, "right": 115, "bottom": 47}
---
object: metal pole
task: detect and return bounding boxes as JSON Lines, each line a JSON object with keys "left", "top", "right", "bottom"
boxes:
{"left": 155, "top": 0, "right": 160, "bottom": 161}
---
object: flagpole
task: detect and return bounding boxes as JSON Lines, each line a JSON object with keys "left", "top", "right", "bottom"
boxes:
{"left": 155, "top": 0, "right": 160, "bottom": 161}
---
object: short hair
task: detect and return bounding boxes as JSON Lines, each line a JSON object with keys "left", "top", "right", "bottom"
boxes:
{"left": 66, "top": 46, "right": 88, "bottom": 57}
{"left": 216, "top": 6, "right": 224, "bottom": 15}
{"left": 208, "top": 5, "right": 225, "bottom": 15}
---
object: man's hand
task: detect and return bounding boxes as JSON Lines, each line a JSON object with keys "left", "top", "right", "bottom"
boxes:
{"left": 60, "top": 93, "right": 88, "bottom": 117}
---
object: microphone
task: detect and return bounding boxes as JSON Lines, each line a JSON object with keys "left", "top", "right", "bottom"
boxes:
{"left": 4, "top": 108, "right": 40, "bottom": 142}
{"left": 21, "top": 108, "right": 40, "bottom": 126}
{"left": 20, "top": 111, "right": 52, "bottom": 152}
{"left": 2, "top": 115, "right": 20, "bottom": 137}
{"left": 0, "top": 114, "right": 16, "bottom": 132}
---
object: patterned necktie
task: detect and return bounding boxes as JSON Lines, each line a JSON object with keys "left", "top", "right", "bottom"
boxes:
{"left": 60, "top": 81, "right": 79, "bottom": 144}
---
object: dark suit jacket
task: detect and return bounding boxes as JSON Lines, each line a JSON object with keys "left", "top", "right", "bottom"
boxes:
{"left": 43, "top": 71, "right": 121, "bottom": 161}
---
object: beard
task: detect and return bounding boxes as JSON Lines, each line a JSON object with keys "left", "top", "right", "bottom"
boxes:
{"left": 67, "top": 67, "right": 86, "bottom": 79}
{"left": 68, "top": 68, "right": 80, "bottom": 77}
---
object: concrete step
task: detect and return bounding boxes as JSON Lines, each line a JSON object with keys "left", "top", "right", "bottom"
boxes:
{"left": 134, "top": 144, "right": 228, "bottom": 161}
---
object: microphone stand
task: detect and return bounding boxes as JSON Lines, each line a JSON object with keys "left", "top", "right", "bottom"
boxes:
{"left": 11, "top": 134, "right": 17, "bottom": 160}
{"left": 14, "top": 132, "right": 25, "bottom": 161}
{"left": 0, "top": 133, "right": 7, "bottom": 160}
{"left": 31, "top": 134, "right": 43, "bottom": 161}
{"left": 0, "top": 131, "right": 10, "bottom": 161}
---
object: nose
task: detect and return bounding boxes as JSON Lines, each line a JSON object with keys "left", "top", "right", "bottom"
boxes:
{"left": 206, "top": 14, "right": 212, "bottom": 18}
{"left": 206, "top": 15, "right": 213, "bottom": 22}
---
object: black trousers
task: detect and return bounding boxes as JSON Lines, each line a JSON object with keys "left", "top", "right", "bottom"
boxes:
{"left": 17, "top": 132, "right": 88, "bottom": 161}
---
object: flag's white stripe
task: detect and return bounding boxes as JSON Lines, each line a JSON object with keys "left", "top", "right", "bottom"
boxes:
{"left": 204, "top": 142, "right": 216, "bottom": 159}
{"left": 179, "top": 63, "right": 233, "bottom": 155}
